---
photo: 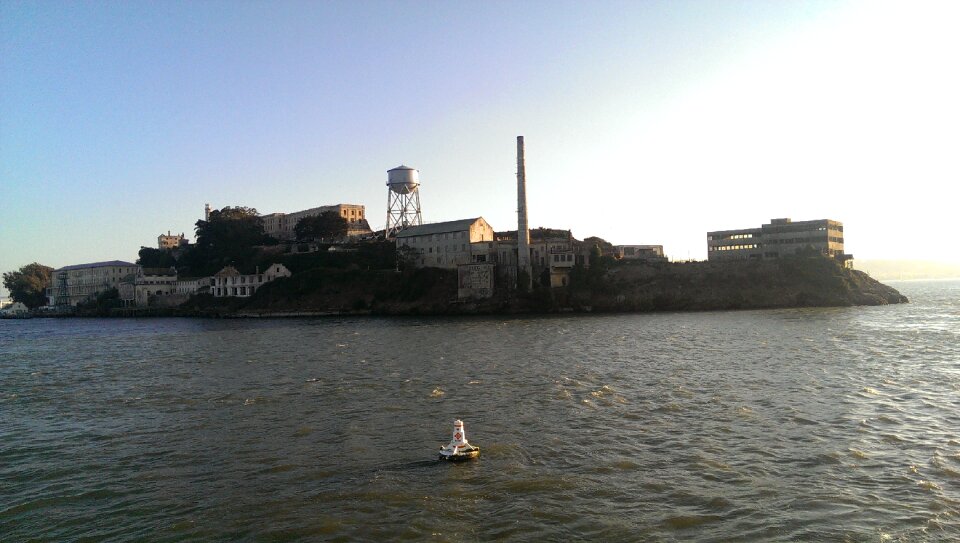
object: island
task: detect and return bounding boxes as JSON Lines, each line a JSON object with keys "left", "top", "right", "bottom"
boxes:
{"left": 158, "top": 245, "right": 906, "bottom": 318}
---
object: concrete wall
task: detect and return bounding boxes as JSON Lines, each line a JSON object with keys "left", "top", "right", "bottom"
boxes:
{"left": 213, "top": 264, "right": 291, "bottom": 297}
{"left": 262, "top": 204, "right": 369, "bottom": 241}
{"left": 707, "top": 219, "right": 846, "bottom": 262}
{"left": 397, "top": 219, "right": 494, "bottom": 269}
{"left": 458, "top": 263, "right": 495, "bottom": 299}
{"left": 50, "top": 263, "right": 138, "bottom": 306}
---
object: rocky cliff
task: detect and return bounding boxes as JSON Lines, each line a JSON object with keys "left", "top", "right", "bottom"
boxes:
{"left": 559, "top": 257, "right": 908, "bottom": 313}
{"left": 177, "top": 256, "right": 906, "bottom": 317}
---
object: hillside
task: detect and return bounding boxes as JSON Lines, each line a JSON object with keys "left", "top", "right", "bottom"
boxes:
{"left": 178, "top": 254, "right": 907, "bottom": 317}
{"left": 561, "top": 257, "right": 908, "bottom": 312}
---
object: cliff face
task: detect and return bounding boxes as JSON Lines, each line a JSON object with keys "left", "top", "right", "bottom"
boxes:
{"left": 180, "top": 267, "right": 461, "bottom": 317}
{"left": 177, "top": 256, "right": 907, "bottom": 317}
{"left": 562, "top": 257, "right": 908, "bottom": 312}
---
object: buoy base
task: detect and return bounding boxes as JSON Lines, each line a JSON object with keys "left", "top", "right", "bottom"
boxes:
{"left": 439, "top": 445, "right": 480, "bottom": 462}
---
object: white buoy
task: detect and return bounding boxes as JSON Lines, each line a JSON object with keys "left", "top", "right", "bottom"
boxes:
{"left": 439, "top": 419, "right": 480, "bottom": 461}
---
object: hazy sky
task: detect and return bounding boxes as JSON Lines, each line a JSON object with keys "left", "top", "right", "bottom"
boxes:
{"left": 3, "top": 0, "right": 959, "bottom": 291}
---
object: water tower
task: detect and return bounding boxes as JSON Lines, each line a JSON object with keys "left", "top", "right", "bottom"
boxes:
{"left": 385, "top": 165, "right": 423, "bottom": 238}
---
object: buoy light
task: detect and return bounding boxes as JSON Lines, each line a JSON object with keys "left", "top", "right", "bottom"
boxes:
{"left": 439, "top": 419, "right": 480, "bottom": 461}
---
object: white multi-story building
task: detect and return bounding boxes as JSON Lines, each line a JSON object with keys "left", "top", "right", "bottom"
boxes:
{"left": 707, "top": 218, "right": 849, "bottom": 264}
{"left": 261, "top": 204, "right": 371, "bottom": 241}
{"left": 394, "top": 218, "right": 495, "bottom": 269}
{"left": 174, "top": 277, "right": 213, "bottom": 296}
{"left": 48, "top": 260, "right": 139, "bottom": 307}
{"left": 213, "top": 263, "right": 292, "bottom": 297}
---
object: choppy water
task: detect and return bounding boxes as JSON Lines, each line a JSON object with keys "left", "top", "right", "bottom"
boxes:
{"left": 2, "top": 280, "right": 958, "bottom": 542}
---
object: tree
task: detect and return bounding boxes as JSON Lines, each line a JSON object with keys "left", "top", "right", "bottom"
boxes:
{"left": 185, "top": 206, "right": 269, "bottom": 276}
{"left": 396, "top": 244, "right": 420, "bottom": 271}
{"left": 76, "top": 287, "right": 122, "bottom": 314}
{"left": 583, "top": 236, "right": 614, "bottom": 255}
{"left": 3, "top": 263, "right": 53, "bottom": 308}
{"left": 588, "top": 244, "right": 615, "bottom": 275}
{"left": 137, "top": 247, "right": 176, "bottom": 268}
{"left": 539, "top": 268, "right": 551, "bottom": 288}
{"left": 295, "top": 211, "right": 349, "bottom": 242}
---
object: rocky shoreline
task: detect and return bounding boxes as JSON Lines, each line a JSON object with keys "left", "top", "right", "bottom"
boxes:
{"left": 56, "top": 256, "right": 908, "bottom": 318}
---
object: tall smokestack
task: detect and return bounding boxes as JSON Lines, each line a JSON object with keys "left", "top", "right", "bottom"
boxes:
{"left": 517, "top": 136, "right": 532, "bottom": 289}
{"left": 204, "top": 203, "right": 211, "bottom": 221}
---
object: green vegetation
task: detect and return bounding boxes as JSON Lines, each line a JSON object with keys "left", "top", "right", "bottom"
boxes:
{"left": 181, "top": 266, "right": 458, "bottom": 316}
{"left": 269, "top": 241, "right": 397, "bottom": 273}
{"left": 143, "top": 206, "right": 364, "bottom": 280}
{"left": 170, "top": 238, "right": 906, "bottom": 316}
{"left": 137, "top": 247, "right": 176, "bottom": 268}
{"left": 75, "top": 287, "right": 123, "bottom": 315}
{"left": 583, "top": 236, "right": 614, "bottom": 255}
{"left": 395, "top": 245, "right": 419, "bottom": 271}
{"left": 562, "top": 254, "right": 907, "bottom": 312}
{"left": 179, "top": 206, "right": 274, "bottom": 277}
{"left": 294, "top": 211, "right": 348, "bottom": 242}
{"left": 71, "top": 204, "right": 906, "bottom": 317}
{"left": 2, "top": 262, "right": 53, "bottom": 308}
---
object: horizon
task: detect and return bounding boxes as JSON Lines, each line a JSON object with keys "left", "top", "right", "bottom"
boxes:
{"left": 3, "top": 0, "right": 959, "bottom": 297}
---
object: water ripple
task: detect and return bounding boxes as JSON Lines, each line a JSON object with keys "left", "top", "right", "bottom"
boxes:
{"left": 1, "top": 281, "right": 958, "bottom": 541}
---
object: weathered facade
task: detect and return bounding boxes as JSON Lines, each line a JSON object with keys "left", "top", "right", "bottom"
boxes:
{"left": 707, "top": 218, "right": 850, "bottom": 265}
{"left": 174, "top": 277, "right": 213, "bottom": 296}
{"left": 395, "top": 218, "right": 495, "bottom": 269}
{"left": 47, "top": 260, "right": 139, "bottom": 307}
{"left": 490, "top": 229, "right": 586, "bottom": 288}
{"left": 261, "top": 204, "right": 371, "bottom": 241}
{"left": 396, "top": 220, "right": 596, "bottom": 290}
{"left": 118, "top": 267, "right": 179, "bottom": 307}
{"left": 0, "top": 302, "right": 29, "bottom": 317}
{"left": 213, "top": 263, "right": 291, "bottom": 297}
{"left": 615, "top": 245, "right": 667, "bottom": 262}
{"left": 158, "top": 231, "right": 188, "bottom": 250}
{"left": 136, "top": 267, "right": 178, "bottom": 307}
{"left": 457, "top": 263, "right": 495, "bottom": 299}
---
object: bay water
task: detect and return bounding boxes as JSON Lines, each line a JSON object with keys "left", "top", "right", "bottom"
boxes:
{"left": 2, "top": 280, "right": 958, "bottom": 541}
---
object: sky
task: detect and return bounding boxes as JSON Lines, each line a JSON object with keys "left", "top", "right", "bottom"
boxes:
{"left": 3, "top": 0, "right": 959, "bottom": 295}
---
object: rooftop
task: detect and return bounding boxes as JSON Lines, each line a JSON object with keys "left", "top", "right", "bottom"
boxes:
{"left": 56, "top": 260, "right": 137, "bottom": 272}
{"left": 140, "top": 267, "right": 177, "bottom": 276}
{"left": 395, "top": 218, "right": 484, "bottom": 238}
{"left": 495, "top": 228, "right": 574, "bottom": 241}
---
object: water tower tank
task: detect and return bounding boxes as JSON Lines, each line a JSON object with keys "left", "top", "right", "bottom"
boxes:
{"left": 387, "top": 165, "right": 419, "bottom": 194}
